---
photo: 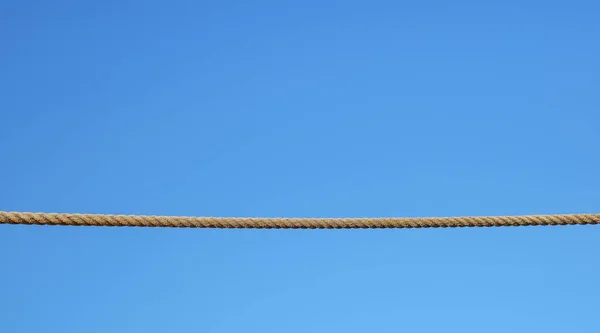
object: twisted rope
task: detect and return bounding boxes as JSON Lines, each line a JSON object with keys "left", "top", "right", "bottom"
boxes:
{"left": 0, "top": 211, "right": 598, "bottom": 229}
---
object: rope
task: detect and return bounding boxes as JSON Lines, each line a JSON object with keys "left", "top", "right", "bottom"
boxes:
{"left": 0, "top": 211, "right": 598, "bottom": 229}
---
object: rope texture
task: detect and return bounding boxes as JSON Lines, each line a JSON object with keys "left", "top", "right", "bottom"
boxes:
{"left": 0, "top": 211, "right": 599, "bottom": 229}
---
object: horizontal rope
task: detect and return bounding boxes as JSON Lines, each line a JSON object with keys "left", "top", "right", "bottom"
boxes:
{"left": 0, "top": 211, "right": 599, "bottom": 229}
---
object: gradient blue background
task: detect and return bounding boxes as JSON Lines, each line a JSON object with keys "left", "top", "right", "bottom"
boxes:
{"left": 1, "top": 1, "right": 599, "bottom": 332}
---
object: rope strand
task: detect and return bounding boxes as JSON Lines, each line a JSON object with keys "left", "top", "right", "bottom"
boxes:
{"left": 1, "top": 211, "right": 598, "bottom": 229}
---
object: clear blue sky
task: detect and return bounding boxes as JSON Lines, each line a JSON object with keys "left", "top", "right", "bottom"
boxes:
{"left": 1, "top": 1, "right": 599, "bottom": 332}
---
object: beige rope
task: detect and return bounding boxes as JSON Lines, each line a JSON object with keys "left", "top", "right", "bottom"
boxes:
{"left": 0, "top": 211, "right": 598, "bottom": 229}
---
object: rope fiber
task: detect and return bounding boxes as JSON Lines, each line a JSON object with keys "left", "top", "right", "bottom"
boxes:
{"left": 0, "top": 211, "right": 598, "bottom": 229}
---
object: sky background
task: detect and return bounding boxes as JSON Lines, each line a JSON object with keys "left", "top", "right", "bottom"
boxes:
{"left": 1, "top": 0, "right": 599, "bottom": 332}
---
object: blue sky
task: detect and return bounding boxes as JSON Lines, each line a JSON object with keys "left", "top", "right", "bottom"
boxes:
{"left": 1, "top": 0, "right": 599, "bottom": 332}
